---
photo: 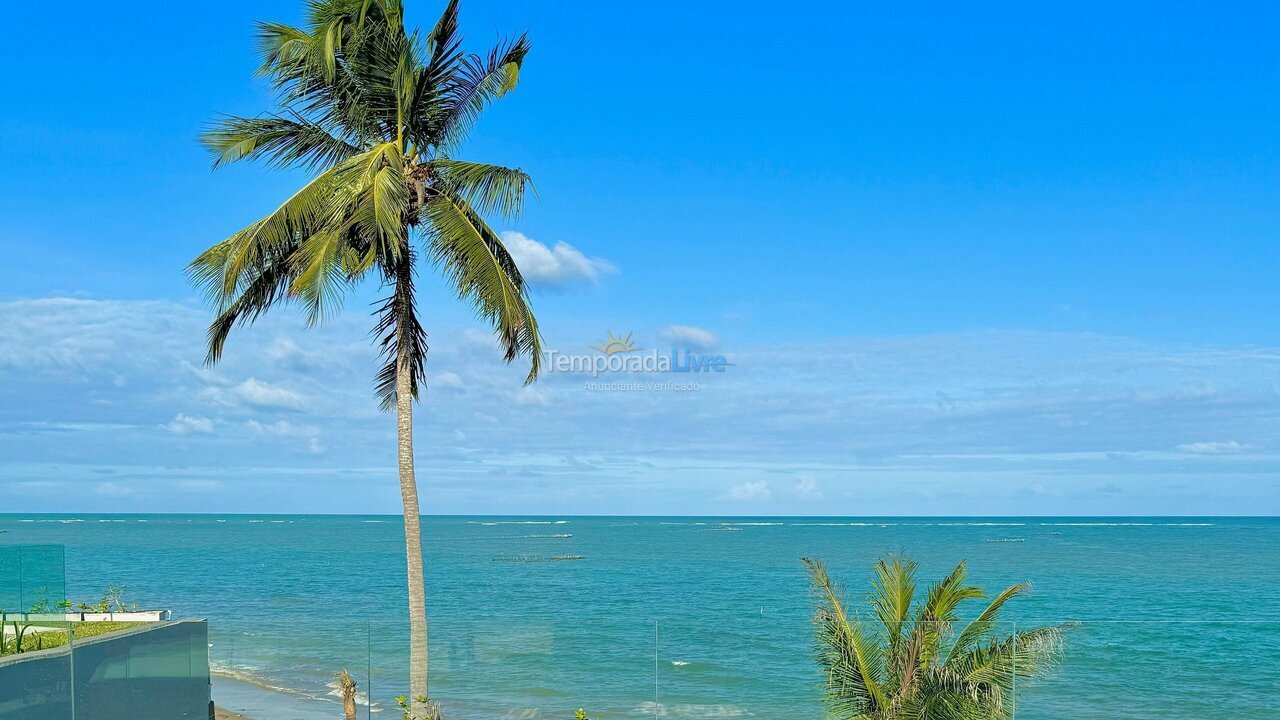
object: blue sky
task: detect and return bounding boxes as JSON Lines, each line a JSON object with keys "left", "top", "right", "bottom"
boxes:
{"left": 1, "top": 1, "right": 1277, "bottom": 514}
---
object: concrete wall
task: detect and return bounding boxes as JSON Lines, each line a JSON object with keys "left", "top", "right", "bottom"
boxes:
{"left": 0, "top": 620, "right": 209, "bottom": 720}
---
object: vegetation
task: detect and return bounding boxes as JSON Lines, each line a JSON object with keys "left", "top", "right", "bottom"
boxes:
{"left": 337, "top": 669, "right": 359, "bottom": 720}
{"left": 803, "top": 554, "right": 1069, "bottom": 720}
{"left": 192, "top": 0, "right": 541, "bottom": 711}
{"left": 396, "top": 694, "right": 441, "bottom": 720}
{"left": 0, "top": 619, "right": 138, "bottom": 656}
{"left": 28, "top": 585, "right": 138, "bottom": 614}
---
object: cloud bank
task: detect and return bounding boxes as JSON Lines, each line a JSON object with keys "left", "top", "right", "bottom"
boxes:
{"left": 501, "top": 232, "right": 616, "bottom": 288}
{"left": 0, "top": 298, "right": 1277, "bottom": 515}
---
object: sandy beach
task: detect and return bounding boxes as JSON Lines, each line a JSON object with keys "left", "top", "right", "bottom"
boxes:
{"left": 213, "top": 675, "right": 344, "bottom": 720}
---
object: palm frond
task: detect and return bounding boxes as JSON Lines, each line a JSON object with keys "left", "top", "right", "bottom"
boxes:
{"left": 421, "top": 191, "right": 540, "bottom": 383}
{"left": 202, "top": 115, "right": 363, "bottom": 170}
{"left": 805, "top": 555, "right": 1070, "bottom": 720}
{"left": 910, "top": 563, "right": 983, "bottom": 665}
{"left": 191, "top": 147, "right": 379, "bottom": 303}
{"left": 955, "top": 625, "right": 1070, "bottom": 696}
{"left": 434, "top": 33, "right": 529, "bottom": 151}
{"left": 256, "top": 2, "right": 400, "bottom": 145}
{"left": 870, "top": 554, "right": 917, "bottom": 653}
{"left": 434, "top": 159, "right": 535, "bottom": 220}
{"left": 255, "top": 21, "right": 312, "bottom": 76}
{"left": 944, "top": 582, "right": 1028, "bottom": 667}
{"left": 423, "top": 0, "right": 462, "bottom": 68}
{"left": 202, "top": 252, "right": 298, "bottom": 365}
{"left": 804, "top": 557, "right": 890, "bottom": 718}
{"left": 291, "top": 227, "right": 358, "bottom": 325}
{"left": 373, "top": 252, "right": 429, "bottom": 408}
{"left": 404, "top": 0, "right": 463, "bottom": 149}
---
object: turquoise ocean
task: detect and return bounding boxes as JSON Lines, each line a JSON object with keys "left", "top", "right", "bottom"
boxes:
{"left": 2, "top": 515, "right": 1277, "bottom": 719}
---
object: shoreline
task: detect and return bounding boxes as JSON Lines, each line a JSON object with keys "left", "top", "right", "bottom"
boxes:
{"left": 213, "top": 675, "right": 346, "bottom": 720}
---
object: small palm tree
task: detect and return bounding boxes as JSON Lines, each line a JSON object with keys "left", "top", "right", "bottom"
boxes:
{"left": 337, "top": 669, "right": 359, "bottom": 720}
{"left": 803, "top": 554, "right": 1069, "bottom": 720}
{"left": 191, "top": 0, "right": 540, "bottom": 709}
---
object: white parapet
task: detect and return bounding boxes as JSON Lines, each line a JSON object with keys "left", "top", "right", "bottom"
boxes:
{"left": 18, "top": 610, "right": 172, "bottom": 623}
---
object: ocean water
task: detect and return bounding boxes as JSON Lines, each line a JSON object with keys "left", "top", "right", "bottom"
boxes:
{"left": 2, "top": 515, "right": 1277, "bottom": 719}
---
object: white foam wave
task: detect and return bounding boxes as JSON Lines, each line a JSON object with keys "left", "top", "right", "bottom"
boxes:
{"left": 791, "top": 522, "right": 900, "bottom": 526}
{"left": 636, "top": 701, "right": 744, "bottom": 718}
{"left": 468, "top": 520, "right": 568, "bottom": 525}
{"left": 1040, "top": 522, "right": 1153, "bottom": 526}
{"left": 212, "top": 667, "right": 382, "bottom": 713}
{"left": 325, "top": 678, "right": 374, "bottom": 708}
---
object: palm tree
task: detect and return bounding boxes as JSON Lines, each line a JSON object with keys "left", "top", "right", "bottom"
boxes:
{"left": 190, "top": 0, "right": 540, "bottom": 709}
{"left": 803, "top": 554, "right": 1069, "bottom": 720}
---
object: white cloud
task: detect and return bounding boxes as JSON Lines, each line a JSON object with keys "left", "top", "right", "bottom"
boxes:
{"left": 432, "top": 371, "right": 465, "bottom": 390}
{"left": 501, "top": 232, "right": 615, "bottom": 287}
{"left": 1174, "top": 441, "right": 1244, "bottom": 454}
{"left": 246, "top": 420, "right": 310, "bottom": 436}
{"left": 234, "top": 378, "right": 307, "bottom": 409}
{"left": 94, "top": 481, "right": 136, "bottom": 497}
{"left": 201, "top": 378, "right": 308, "bottom": 411}
{"left": 726, "top": 480, "right": 771, "bottom": 500}
{"left": 246, "top": 419, "right": 325, "bottom": 454}
{"left": 515, "top": 386, "right": 553, "bottom": 406}
{"left": 266, "top": 337, "right": 300, "bottom": 362}
{"left": 793, "top": 477, "right": 822, "bottom": 499}
{"left": 165, "top": 413, "right": 214, "bottom": 434}
{"left": 660, "top": 324, "right": 720, "bottom": 350}
{"left": 3, "top": 297, "right": 1280, "bottom": 515}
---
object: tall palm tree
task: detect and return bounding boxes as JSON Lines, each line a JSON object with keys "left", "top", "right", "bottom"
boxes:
{"left": 190, "top": 0, "right": 540, "bottom": 709}
{"left": 803, "top": 554, "right": 1069, "bottom": 720}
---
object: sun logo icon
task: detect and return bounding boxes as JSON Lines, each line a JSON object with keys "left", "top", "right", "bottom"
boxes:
{"left": 590, "top": 331, "right": 640, "bottom": 356}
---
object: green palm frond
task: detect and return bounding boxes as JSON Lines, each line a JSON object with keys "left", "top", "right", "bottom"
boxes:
{"left": 804, "top": 557, "right": 890, "bottom": 718}
{"left": 944, "top": 582, "right": 1028, "bottom": 667}
{"left": 191, "top": 147, "right": 377, "bottom": 305}
{"left": 955, "top": 625, "right": 1068, "bottom": 691}
{"left": 202, "top": 115, "right": 363, "bottom": 170}
{"left": 806, "top": 554, "right": 1069, "bottom": 720}
{"left": 870, "top": 554, "right": 917, "bottom": 653}
{"left": 203, "top": 252, "right": 299, "bottom": 365}
{"left": 434, "top": 159, "right": 535, "bottom": 220}
{"left": 434, "top": 34, "right": 529, "bottom": 152}
{"left": 421, "top": 191, "right": 540, "bottom": 382}
{"left": 910, "top": 563, "right": 983, "bottom": 667}
{"left": 255, "top": 21, "right": 312, "bottom": 76}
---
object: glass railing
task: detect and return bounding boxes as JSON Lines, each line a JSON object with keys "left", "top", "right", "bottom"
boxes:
{"left": 203, "top": 617, "right": 1280, "bottom": 720}
{"left": 5, "top": 610, "right": 1275, "bottom": 718}
{"left": 0, "top": 545, "right": 66, "bottom": 616}
{"left": 0, "top": 619, "right": 209, "bottom": 720}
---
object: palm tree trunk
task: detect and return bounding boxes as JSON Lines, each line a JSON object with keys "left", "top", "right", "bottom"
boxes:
{"left": 396, "top": 358, "right": 430, "bottom": 710}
